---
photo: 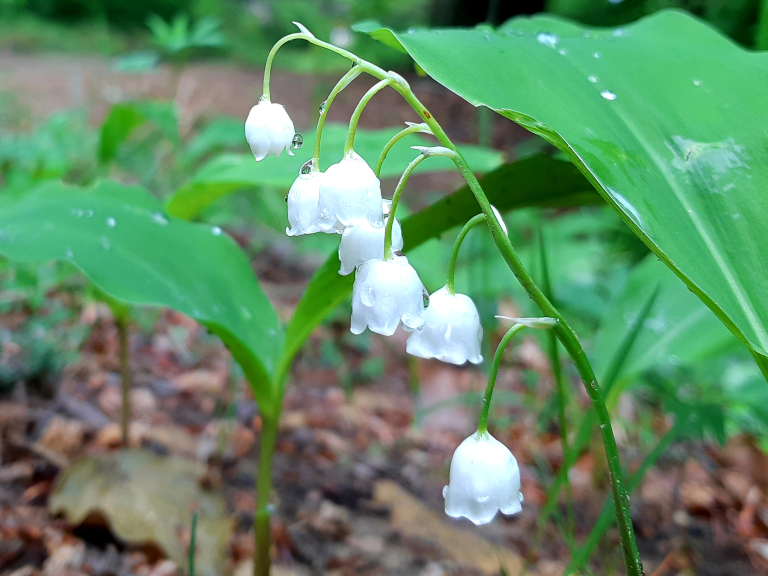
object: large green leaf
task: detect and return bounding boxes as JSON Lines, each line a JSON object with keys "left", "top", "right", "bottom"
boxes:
{"left": 0, "top": 180, "right": 282, "bottom": 405}
{"left": 166, "top": 123, "right": 504, "bottom": 220}
{"left": 99, "top": 101, "right": 180, "bottom": 164}
{"left": 357, "top": 11, "right": 768, "bottom": 364}
{"left": 277, "top": 154, "right": 596, "bottom": 381}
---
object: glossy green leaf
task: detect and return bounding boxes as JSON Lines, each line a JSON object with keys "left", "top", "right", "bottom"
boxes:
{"left": 0, "top": 180, "right": 282, "bottom": 404}
{"left": 99, "top": 101, "right": 180, "bottom": 164}
{"left": 166, "top": 123, "right": 504, "bottom": 220}
{"left": 358, "top": 11, "right": 768, "bottom": 362}
{"left": 277, "top": 154, "right": 596, "bottom": 381}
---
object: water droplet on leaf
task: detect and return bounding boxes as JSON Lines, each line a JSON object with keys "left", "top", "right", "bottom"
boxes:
{"left": 588, "top": 75, "right": 599, "bottom": 83}
{"left": 211, "top": 226, "right": 222, "bottom": 236}
{"left": 106, "top": 217, "right": 116, "bottom": 228}
{"left": 318, "top": 101, "right": 327, "bottom": 115}
{"left": 600, "top": 90, "right": 617, "bottom": 101}
{"left": 151, "top": 212, "right": 169, "bottom": 226}
{"left": 536, "top": 32, "right": 558, "bottom": 48}
{"left": 593, "top": 51, "right": 601, "bottom": 58}
{"left": 693, "top": 79, "right": 702, "bottom": 87}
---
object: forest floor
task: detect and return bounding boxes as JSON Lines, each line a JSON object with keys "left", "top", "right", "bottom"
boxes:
{"left": 1, "top": 52, "right": 768, "bottom": 576}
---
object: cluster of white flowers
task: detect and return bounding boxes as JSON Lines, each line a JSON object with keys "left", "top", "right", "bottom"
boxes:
{"left": 246, "top": 94, "right": 522, "bottom": 526}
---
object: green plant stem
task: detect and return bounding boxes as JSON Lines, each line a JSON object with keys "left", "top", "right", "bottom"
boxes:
{"left": 344, "top": 77, "right": 395, "bottom": 155}
{"left": 116, "top": 316, "right": 132, "bottom": 447}
{"left": 446, "top": 213, "right": 486, "bottom": 295}
{"left": 564, "top": 417, "right": 683, "bottom": 575}
{"left": 264, "top": 34, "right": 643, "bottom": 576}
{"left": 312, "top": 66, "right": 361, "bottom": 171}
{"left": 538, "top": 226, "right": 575, "bottom": 551}
{"left": 188, "top": 510, "right": 198, "bottom": 576}
{"left": 478, "top": 323, "right": 526, "bottom": 433}
{"left": 374, "top": 123, "right": 431, "bottom": 176}
{"left": 383, "top": 153, "right": 427, "bottom": 258}
{"left": 254, "top": 413, "right": 278, "bottom": 576}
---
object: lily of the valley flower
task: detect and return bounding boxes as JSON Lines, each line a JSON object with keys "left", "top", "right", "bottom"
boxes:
{"left": 318, "top": 151, "right": 383, "bottom": 232}
{"left": 351, "top": 255, "right": 424, "bottom": 336}
{"left": 245, "top": 99, "right": 296, "bottom": 161}
{"left": 338, "top": 215, "right": 403, "bottom": 276}
{"left": 443, "top": 430, "right": 523, "bottom": 525}
{"left": 406, "top": 286, "right": 483, "bottom": 365}
{"left": 286, "top": 171, "right": 324, "bottom": 236}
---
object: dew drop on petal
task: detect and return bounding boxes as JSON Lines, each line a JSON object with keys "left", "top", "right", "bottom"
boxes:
{"left": 361, "top": 286, "right": 375, "bottom": 306}
{"left": 300, "top": 158, "right": 315, "bottom": 175}
{"left": 211, "top": 226, "right": 223, "bottom": 236}
{"left": 292, "top": 133, "right": 304, "bottom": 150}
{"left": 588, "top": 75, "right": 599, "bottom": 83}
{"left": 106, "top": 217, "right": 116, "bottom": 228}
{"left": 422, "top": 287, "right": 430, "bottom": 308}
{"left": 600, "top": 90, "right": 617, "bottom": 101}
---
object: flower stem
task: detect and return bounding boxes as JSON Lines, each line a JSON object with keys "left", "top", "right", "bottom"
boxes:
{"left": 478, "top": 323, "right": 526, "bottom": 434}
{"left": 446, "top": 213, "right": 486, "bottom": 295}
{"left": 383, "top": 153, "right": 427, "bottom": 259}
{"left": 312, "top": 65, "right": 362, "bottom": 171}
{"left": 116, "top": 315, "right": 132, "bottom": 447}
{"left": 344, "top": 77, "right": 395, "bottom": 155}
{"left": 254, "top": 413, "right": 278, "bottom": 576}
{"left": 374, "top": 123, "right": 431, "bottom": 176}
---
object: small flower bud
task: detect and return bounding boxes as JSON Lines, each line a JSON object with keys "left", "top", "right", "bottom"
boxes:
{"left": 406, "top": 286, "right": 483, "bottom": 365}
{"left": 318, "top": 151, "right": 383, "bottom": 232}
{"left": 338, "top": 215, "right": 403, "bottom": 276}
{"left": 286, "top": 171, "right": 324, "bottom": 236}
{"left": 245, "top": 100, "right": 295, "bottom": 161}
{"left": 351, "top": 255, "right": 425, "bottom": 336}
{"left": 443, "top": 430, "right": 523, "bottom": 525}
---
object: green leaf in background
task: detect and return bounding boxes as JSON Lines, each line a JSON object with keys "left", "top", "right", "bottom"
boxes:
{"left": 99, "top": 101, "right": 180, "bottom": 164}
{"left": 357, "top": 11, "right": 768, "bottom": 368}
{"left": 277, "top": 154, "right": 596, "bottom": 381}
{"left": 166, "top": 123, "right": 504, "bottom": 220}
{"left": 592, "top": 255, "right": 739, "bottom": 401}
{"left": 0, "top": 180, "right": 282, "bottom": 406}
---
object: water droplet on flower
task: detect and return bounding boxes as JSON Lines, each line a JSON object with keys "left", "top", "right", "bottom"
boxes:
{"left": 292, "top": 134, "right": 304, "bottom": 150}
{"left": 361, "top": 286, "right": 375, "bottom": 306}
{"left": 536, "top": 32, "right": 558, "bottom": 48}
{"left": 211, "top": 226, "right": 222, "bottom": 236}
{"left": 519, "top": 492, "right": 524, "bottom": 503}
{"left": 318, "top": 100, "right": 327, "bottom": 115}
{"left": 258, "top": 94, "right": 268, "bottom": 103}
{"left": 477, "top": 495, "right": 489, "bottom": 502}
{"left": 284, "top": 195, "right": 289, "bottom": 203}
{"left": 593, "top": 51, "right": 601, "bottom": 58}
{"left": 442, "top": 486, "right": 448, "bottom": 497}
{"left": 151, "top": 211, "right": 169, "bottom": 226}
{"left": 106, "top": 217, "right": 116, "bottom": 228}
{"left": 422, "top": 287, "right": 430, "bottom": 308}
{"left": 588, "top": 75, "right": 599, "bottom": 83}
{"left": 693, "top": 79, "right": 702, "bottom": 87}
{"left": 600, "top": 90, "right": 617, "bottom": 101}
{"left": 300, "top": 159, "right": 315, "bottom": 175}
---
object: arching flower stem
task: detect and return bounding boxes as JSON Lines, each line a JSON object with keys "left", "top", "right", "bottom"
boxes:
{"left": 344, "top": 77, "right": 395, "bottom": 155}
{"left": 312, "top": 65, "right": 362, "bottom": 171}
{"left": 374, "top": 123, "right": 432, "bottom": 176}
{"left": 478, "top": 323, "right": 526, "bottom": 434}
{"left": 383, "top": 153, "right": 428, "bottom": 258}
{"left": 446, "top": 213, "right": 487, "bottom": 295}
{"left": 263, "top": 31, "right": 644, "bottom": 576}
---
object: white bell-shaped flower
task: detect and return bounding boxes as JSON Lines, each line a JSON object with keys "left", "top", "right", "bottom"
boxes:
{"left": 286, "top": 171, "right": 324, "bottom": 236}
{"left": 338, "top": 217, "right": 403, "bottom": 275}
{"left": 443, "top": 430, "right": 523, "bottom": 525}
{"left": 406, "top": 286, "right": 483, "bottom": 365}
{"left": 351, "top": 255, "right": 425, "bottom": 336}
{"left": 318, "top": 151, "right": 383, "bottom": 232}
{"left": 245, "top": 99, "right": 295, "bottom": 161}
